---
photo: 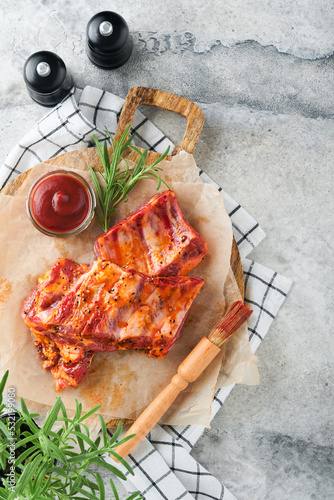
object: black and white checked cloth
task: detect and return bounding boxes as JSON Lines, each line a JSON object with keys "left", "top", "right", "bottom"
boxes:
{"left": 1, "top": 86, "right": 292, "bottom": 500}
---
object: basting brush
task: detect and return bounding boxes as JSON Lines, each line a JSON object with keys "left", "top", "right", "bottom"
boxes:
{"left": 112, "top": 300, "right": 252, "bottom": 460}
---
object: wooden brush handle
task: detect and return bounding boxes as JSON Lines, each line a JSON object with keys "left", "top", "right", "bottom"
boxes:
{"left": 113, "top": 337, "right": 220, "bottom": 460}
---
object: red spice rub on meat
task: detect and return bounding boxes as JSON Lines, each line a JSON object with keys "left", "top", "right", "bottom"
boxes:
{"left": 94, "top": 191, "right": 208, "bottom": 277}
{"left": 22, "top": 259, "right": 204, "bottom": 390}
{"left": 25, "top": 259, "right": 204, "bottom": 358}
{"left": 21, "top": 191, "right": 208, "bottom": 391}
{"left": 21, "top": 258, "right": 94, "bottom": 391}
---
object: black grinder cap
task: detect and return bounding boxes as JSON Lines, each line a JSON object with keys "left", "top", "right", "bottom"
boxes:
{"left": 86, "top": 11, "right": 132, "bottom": 69}
{"left": 23, "top": 51, "right": 72, "bottom": 107}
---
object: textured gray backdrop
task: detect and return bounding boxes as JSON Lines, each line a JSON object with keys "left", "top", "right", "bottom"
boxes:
{"left": 0, "top": 1, "right": 333, "bottom": 499}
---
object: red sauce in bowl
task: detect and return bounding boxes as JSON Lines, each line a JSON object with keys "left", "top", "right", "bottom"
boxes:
{"left": 27, "top": 170, "right": 96, "bottom": 236}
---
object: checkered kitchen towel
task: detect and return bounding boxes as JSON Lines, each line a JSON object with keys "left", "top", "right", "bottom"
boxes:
{"left": 1, "top": 86, "right": 292, "bottom": 500}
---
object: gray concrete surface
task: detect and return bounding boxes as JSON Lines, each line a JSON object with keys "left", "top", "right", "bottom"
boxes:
{"left": 0, "top": 1, "right": 333, "bottom": 499}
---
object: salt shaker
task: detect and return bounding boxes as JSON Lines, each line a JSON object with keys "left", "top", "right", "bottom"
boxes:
{"left": 23, "top": 51, "right": 72, "bottom": 107}
{"left": 86, "top": 11, "right": 132, "bottom": 69}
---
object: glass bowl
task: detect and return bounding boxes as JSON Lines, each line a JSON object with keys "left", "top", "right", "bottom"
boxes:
{"left": 26, "top": 169, "right": 96, "bottom": 237}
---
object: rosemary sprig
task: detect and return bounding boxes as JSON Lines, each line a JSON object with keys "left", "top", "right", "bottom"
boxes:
{"left": 0, "top": 370, "right": 142, "bottom": 500}
{"left": 89, "top": 125, "right": 170, "bottom": 233}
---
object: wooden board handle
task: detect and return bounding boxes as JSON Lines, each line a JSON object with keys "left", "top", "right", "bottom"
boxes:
{"left": 113, "top": 337, "right": 220, "bottom": 460}
{"left": 115, "top": 86, "right": 205, "bottom": 155}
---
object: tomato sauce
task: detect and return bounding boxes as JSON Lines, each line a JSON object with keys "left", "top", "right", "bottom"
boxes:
{"left": 30, "top": 173, "right": 91, "bottom": 233}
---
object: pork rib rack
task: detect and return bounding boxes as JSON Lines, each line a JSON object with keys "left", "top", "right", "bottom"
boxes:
{"left": 22, "top": 190, "right": 208, "bottom": 391}
{"left": 22, "top": 258, "right": 204, "bottom": 390}
{"left": 94, "top": 190, "right": 208, "bottom": 277}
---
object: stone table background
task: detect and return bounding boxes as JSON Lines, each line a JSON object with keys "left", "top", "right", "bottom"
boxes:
{"left": 0, "top": 1, "right": 333, "bottom": 499}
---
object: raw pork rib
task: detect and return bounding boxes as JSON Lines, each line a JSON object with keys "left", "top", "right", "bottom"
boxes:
{"left": 25, "top": 259, "right": 204, "bottom": 360}
{"left": 23, "top": 258, "right": 203, "bottom": 389}
{"left": 22, "top": 258, "right": 89, "bottom": 320}
{"left": 94, "top": 191, "right": 208, "bottom": 277}
{"left": 21, "top": 258, "right": 94, "bottom": 390}
{"left": 22, "top": 190, "right": 208, "bottom": 391}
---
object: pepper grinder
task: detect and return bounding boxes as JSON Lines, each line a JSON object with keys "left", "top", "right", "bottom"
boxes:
{"left": 23, "top": 51, "right": 72, "bottom": 107}
{"left": 86, "top": 11, "right": 132, "bottom": 69}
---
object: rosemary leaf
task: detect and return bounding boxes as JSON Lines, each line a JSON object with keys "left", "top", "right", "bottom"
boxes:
{"left": 126, "top": 492, "right": 144, "bottom": 500}
{"left": 0, "top": 366, "right": 140, "bottom": 499}
{"left": 77, "top": 404, "right": 102, "bottom": 423}
{"left": 95, "top": 473, "right": 106, "bottom": 500}
{"left": 42, "top": 397, "right": 62, "bottom": 436}
{"left": 90, "top": 459, "right": 127, "bottom": 480}
{"left": 109, "top": 478, "right": 120, "bottom": 500}
{"left": 0, "top": 370, "right": 8, "bottom": 406}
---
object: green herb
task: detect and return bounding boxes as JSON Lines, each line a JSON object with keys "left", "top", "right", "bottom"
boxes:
{"left": 0, "top": 370, "right": 142, "bottom": 499}
{"left": 89, "top": 125, "right": 170, "bottom": 232}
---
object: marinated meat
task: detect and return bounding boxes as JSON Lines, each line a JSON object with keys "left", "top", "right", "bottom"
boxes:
{"left": 21, "top": 258, "right": 93, "bottom": 389}
{"left": 22, "top": 258, "right": 89, "bottom": 319}
{"left": 25, "top": 259, "right": 204, "bottom": 360}
{"left": 22, "top": 190, "right": 208, "bottom": 391}
{"left": 94, "top": 191, "right": 208, "bottom": 277}
{"left": 34, "top": 337, "right": 60, "bottom": 370}
{"left": 50, "top": 351, "right": 95, "bottom": 391}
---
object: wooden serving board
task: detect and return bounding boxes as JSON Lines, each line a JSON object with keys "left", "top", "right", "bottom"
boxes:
{"left": 2, "top": 86, "right": 244, "bottom": 296}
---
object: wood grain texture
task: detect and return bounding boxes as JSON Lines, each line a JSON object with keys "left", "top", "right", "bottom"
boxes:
{"left": 114, "top": 86, "right": 205, "bottom": 165}
{"left": 231, "top": 237, "right": 244, "bottom": 298}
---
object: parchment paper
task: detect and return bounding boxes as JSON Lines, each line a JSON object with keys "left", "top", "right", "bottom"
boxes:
{"left": 0, "top": 151, "right": 258, "bottom": 427}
